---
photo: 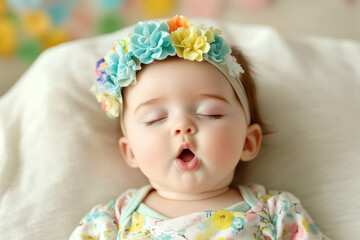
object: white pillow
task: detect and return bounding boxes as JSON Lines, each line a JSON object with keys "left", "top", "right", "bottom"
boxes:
{"left": 0, "top": 20, "right": 359, "bottom": 239}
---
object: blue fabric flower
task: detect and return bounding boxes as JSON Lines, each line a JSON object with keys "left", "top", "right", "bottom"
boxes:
{"left": 101, "top": 75, "right": 120, "bottom": 97}
{"left": 207, "top": 33, "right": 231, "bottom": 63}
{"left": 128, "top": 21, "right": 176, "bottom": 64}
{"left": 102, "top": 43, "right": 141, "bottom": 97}
{"left": 105, "top": 43, "right": 140, "bottom": 85}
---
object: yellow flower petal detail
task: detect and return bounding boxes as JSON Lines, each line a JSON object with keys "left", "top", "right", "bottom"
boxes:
{"left": 170, "top": 26, "right": 211, "bottom": 62}
{"left": 203, "top": 28, "right": 214, "bottom": 43}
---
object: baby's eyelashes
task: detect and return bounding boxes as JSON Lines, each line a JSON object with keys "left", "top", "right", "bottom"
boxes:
{"left": 196, "top": 114, "right": 224, "bottom": 120}
{"left": 143, "top": 114, "right": 224, "bottom": 126}
{"left": 143, "top": 117, "right": 167, "bottom": 126}
{"left": 140, "top": 109, "right": 168, "bottom": 126}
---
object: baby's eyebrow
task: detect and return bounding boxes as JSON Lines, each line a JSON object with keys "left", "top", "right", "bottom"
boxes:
{"left": 134, "top": 94, "right": 229, "bottom": 114}
{"left": 198, "top": 93, "right": 230, "bottom": 104}
{"left": 134, "top": 98, "right": 166, "bottom": 114}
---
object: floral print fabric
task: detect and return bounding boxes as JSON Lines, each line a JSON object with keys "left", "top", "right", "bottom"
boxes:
{"left": 69, "top": 184, "right": 328, "bottom": 240}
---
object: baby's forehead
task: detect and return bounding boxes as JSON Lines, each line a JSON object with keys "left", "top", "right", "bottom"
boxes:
{"left": 137, "top": 57, "right": 226, "bottom": 80}
{"left": 125, "top": 60, "right": 237, "bottom": 104}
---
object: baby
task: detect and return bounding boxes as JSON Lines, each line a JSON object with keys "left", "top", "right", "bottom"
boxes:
{"left": 70, "top": 16, "right": 328, "bottom": 239}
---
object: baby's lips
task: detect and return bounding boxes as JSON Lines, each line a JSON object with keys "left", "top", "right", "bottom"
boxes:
{"left": 175, "top": 156, "right": 199, "bottom": 171}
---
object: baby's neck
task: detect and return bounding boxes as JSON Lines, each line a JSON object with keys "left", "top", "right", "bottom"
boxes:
{"left": 155, "top": 186, "right": 230, "bottom": 201}
{"left": 143, "top": 187, "right": 244, "bottom": 219}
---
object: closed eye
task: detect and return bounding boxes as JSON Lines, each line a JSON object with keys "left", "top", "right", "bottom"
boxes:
{"left": 144, "top": 117, "right": 167, "bottom": 126}
{"left": 197, "top": 114, "right": 224, "bottom": 120}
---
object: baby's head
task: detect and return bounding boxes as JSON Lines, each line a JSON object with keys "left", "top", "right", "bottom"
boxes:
{"left": 93, "top": 16, "right": 264, "bottom": 197}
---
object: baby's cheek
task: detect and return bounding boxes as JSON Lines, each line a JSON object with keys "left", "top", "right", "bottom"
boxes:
{"left": 135, "top": 139, "right": 163, "bottom": 162}
{"left": 133, "top": 133, "right": 170, "bottom": 168}
{"left": 206, "top": 128, "right": 244, "bottom": 165}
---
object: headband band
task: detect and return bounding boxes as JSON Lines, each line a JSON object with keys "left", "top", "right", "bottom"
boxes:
{"left": 92, "top": 16, "right": 250, "bottom": 133}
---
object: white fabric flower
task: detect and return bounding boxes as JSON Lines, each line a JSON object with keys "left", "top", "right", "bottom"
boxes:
{"left": 222, "top": 54, "right": 244, "bottom": 77}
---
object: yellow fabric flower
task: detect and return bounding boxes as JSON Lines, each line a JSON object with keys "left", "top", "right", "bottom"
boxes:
{"left": 103, "top": 96, "right": 119, "bottom": 118}
{"left": 93, "top": 92, "right": 120, "bottom": 119}
{"left": 212, "top": 210, "right": 234, "bottom": 230}
{"left": 170, "top": 26, "right": 213, "bottom": 62}
{"left": 196, "top": 24, "right": 216, "bottom": 42}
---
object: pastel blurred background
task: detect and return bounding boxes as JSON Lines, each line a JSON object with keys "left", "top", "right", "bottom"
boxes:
{"left": 1, "top": 0, "right": 359, "bottom": 96}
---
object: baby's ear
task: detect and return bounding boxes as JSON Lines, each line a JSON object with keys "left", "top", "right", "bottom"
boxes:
{"left": 119, "top": 137, "right": 138, "bottom": 168}
{"left": 240, "top": 123, "right": 262, "bottom": 162}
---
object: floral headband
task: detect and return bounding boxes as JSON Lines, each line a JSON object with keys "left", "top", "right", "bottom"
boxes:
{"left": 93, "top": 15, "right": 251, "bottom": 128}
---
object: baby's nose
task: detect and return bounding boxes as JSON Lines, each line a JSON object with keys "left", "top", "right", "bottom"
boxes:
{"left": 172, "top": 120, "right": 197, "bottom": 136}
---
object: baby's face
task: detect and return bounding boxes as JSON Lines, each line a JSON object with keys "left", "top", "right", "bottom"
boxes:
{"left": 120, "top": 58, "right": 250, "bottom": 196}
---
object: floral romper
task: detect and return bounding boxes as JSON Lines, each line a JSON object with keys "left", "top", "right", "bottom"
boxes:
{"left": 69, "top": 184, "right": 329, "bottom": 240}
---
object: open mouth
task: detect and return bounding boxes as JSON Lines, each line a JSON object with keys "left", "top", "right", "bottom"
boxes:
{"left": 176, "top": 148, "right": 199, "bottom": 171}
{"left": 178, "top": 149, "right": 195, "bottom": 162}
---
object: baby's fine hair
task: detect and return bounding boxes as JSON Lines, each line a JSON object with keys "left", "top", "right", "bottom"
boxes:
{"left": 230, "top": 47, "right": 269, "bottom": 135}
